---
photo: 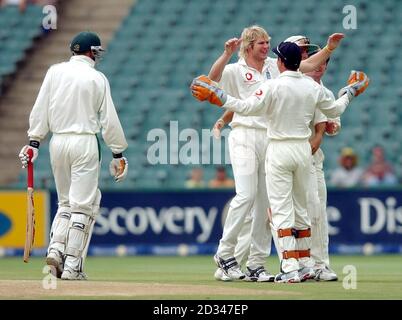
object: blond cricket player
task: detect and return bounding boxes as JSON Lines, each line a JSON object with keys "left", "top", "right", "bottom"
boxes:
{"left": 191, "top": 41, "right": 369, "bottom": 282}
{"left": 19, "top": 31, "right": 128, "bottom": 280}
{"left": 210, "top": 27, "right": 344, "bottom": 282}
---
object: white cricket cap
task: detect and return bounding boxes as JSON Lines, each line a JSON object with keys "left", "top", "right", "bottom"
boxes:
{"left": 284, "top": 35, "right": 320, "bottom": 55}
{"left": 284, "top": 35, "right": 311, "bottom": 46}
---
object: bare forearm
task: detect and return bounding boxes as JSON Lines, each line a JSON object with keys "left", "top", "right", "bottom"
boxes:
{"left": 315, "top": 122, "right": 326, "bottom": 137}
{"left": 208, "top": 52, "right": 232, "bottom": 82}
{"left": 300, "top": 48, "right": 331, "bottom": 73}
{"left": 219, "top": 110, "right": 234, "bottom": 124}
{"left": 310, "top": 122, "right": 326, "bottom": 154}
{"left": 300, "top": 33, "right": 344, "bottom": 73}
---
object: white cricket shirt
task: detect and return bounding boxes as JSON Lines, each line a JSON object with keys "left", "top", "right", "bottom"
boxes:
{"left": 28, "top": 55, "right": 128, "bottom": 154}
{"left": 219, "top": 57, "right": 279, "bottom": 129}
{"left": 311, "top": 82, "right": 341, "bottom": 165}
{"left": 223, "top": 70, "right": 350, "bottom": 141}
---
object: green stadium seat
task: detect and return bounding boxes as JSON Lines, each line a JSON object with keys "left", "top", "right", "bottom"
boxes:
{"left": 45, "top": 0, "right": 399, "bottom": 190}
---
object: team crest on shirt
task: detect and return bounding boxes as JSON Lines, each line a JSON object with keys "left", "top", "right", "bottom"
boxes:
{"left": 254, "top": 89, "right": 263, "bottom": 98}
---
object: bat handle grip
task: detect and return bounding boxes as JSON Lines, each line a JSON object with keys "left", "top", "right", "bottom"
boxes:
{"left": 27, "top": 149, "right": 34, "bottom": 188}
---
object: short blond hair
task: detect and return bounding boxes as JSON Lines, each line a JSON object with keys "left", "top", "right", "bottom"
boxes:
{"left": 239, "top": 25, "right": 270, "bottom": 59}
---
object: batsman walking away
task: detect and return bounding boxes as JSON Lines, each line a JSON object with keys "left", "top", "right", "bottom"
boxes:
{"left": 18, "top": 31, "right": 128, "bottom": 280}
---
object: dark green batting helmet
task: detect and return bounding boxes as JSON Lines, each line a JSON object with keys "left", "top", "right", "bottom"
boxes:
{"left": 70, "top": 31, "right": 102, "bottom": 54}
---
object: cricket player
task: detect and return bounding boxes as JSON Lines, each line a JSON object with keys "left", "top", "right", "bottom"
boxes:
{"left": 305, "top": 49, "right": 341, "bottom": 281}
{"left": 191, "top": 41, "right": 369, "bottom": 282}
{"left": 19, "top": 31, "right": 128, "bottom": 280}
{"left": 260, "top": 44, "right": 341, "bottom": 281}
{"left": 210, "top": 27, "right": 344, "bottom": 282}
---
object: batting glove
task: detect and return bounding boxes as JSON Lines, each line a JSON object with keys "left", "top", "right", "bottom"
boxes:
{"left": 19, "top": 141, "right": 39, "bottom": 168}
{"left": 190, "top": 75, "right": 227, "bottom": 107}
{"left": 338, "top": 70, "right": 370, "bottom": 100}
{"left": 109, "top": 153, "right": 128, "bottom": 182}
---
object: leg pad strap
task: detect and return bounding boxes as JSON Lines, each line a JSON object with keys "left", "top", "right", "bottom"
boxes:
{"left": 282, "top": 249, "right": 311, "bottom": 259}
{"left": 278, "top": 228, "right": 311, "bottom": 238}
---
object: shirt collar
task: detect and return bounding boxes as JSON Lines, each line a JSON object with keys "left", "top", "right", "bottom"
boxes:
{"left": 70, "top": 55, "right": 96, "bottom": 68}
{"left": 278, "top": 70, "right": 303, "bottom": 78}
{"left": 238, "top": 57, "right": 247, "bottom": 67}
{"left": 238, "top": 57, "right": 272, "bottom": 71}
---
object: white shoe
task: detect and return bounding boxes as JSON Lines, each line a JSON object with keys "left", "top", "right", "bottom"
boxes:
{"left": 244, "top": 266, "right": 275, "bottom": 282}
{"left": 274, "top": 270, "right": 300, "bottom": 283}
{"left": 315, "top": 266, "right": 338, "bottom": 281}
{"left": 61, "top": 268, "right": 88, "bottom": 280}
{"left": 213, "top": 255, "right": 245, "bottom": 280}
{"left": 45, "top": 250, "right": 63, "bottom": 279}
{"left": 214, "top": 268, "right": 232, "bottom": 281}
{"left": 298, "top": 267, "right": 316, "bottom": 282}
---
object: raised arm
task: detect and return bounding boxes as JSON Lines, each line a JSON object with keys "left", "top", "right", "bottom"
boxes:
{"left": 299, "top": 33, "right": 344, "bottom": 73}
{"left": 208, "top": 38, "right": 242, "bottom": 82}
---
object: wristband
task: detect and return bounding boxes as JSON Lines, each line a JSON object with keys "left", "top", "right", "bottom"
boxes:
{"left": 29, "top": 140, "right": 40, "bottom": 148}
{"left": 113, "top": 153, "right": 123, "bottom": 158}
{"left": 324, "top": 45, "right": 334, "bottom": 54}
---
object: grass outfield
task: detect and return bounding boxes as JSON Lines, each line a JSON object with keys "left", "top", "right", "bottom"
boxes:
{"left": 0, "top": 255, "right": 401, "bottom": 299}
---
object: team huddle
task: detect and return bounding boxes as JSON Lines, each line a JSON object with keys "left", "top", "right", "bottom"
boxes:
{"left": 17, "top": 25, "right": 368, "bottom": 282}
{"left": 191, "top": 26, "right": 369, "bottom": 283}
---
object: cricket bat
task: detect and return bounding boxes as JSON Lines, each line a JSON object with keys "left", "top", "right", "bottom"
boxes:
{"left": 23, "top": 149, "right": 35, "bottom": 263}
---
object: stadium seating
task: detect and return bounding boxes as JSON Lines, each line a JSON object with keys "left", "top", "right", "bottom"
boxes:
{"left": 0, "top": 4, "right": 43, "bottom": 92}
{"left": 26, "top": 0, "right": 402, "bottom": 189}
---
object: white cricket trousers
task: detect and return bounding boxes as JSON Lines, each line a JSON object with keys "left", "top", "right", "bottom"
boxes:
{"left": 266, "top": 139, "right": 314, "bottom": 273}
{"left": 49, "top": 133, "right": 100, "bottom": 215}
{"left": 308, "top": 149, "right": 330, "bottom": 268}
{"left": 217, "top": 126, "right": 272, "bottom": 268}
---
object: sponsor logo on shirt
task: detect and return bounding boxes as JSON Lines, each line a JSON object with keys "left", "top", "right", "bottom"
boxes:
{"left": 245, "top": 72, "right": 253, "bottom": 81}
{"left": 255, "top": 89, "right": 263, "bottom": 96}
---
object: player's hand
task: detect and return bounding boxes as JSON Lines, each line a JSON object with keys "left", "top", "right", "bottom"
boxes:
{"left": 212, "top": 119, "right": 225, "bottom": 139}
{"left": 190, "top": 75, "right": 227, "bottom": 107}
{"left": 325, "top": 121, "right": 340, "bottom": 136}
{"left": 338, "top": 70, "right": 370, "bottom": 100}
{"left": 109, "top": 155, "right": 128, "bottom": 182}
{"left": 347, "top": 70, "right": 370, "bottom": 96}
{"left": 224, "top": 38, "right": 242, "bottom": 56}
{"left": 19, "top": 143, "right": 39, "bottom": 168}
{"left": 326, "top": 33, "right": 345, "bottom": 51}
